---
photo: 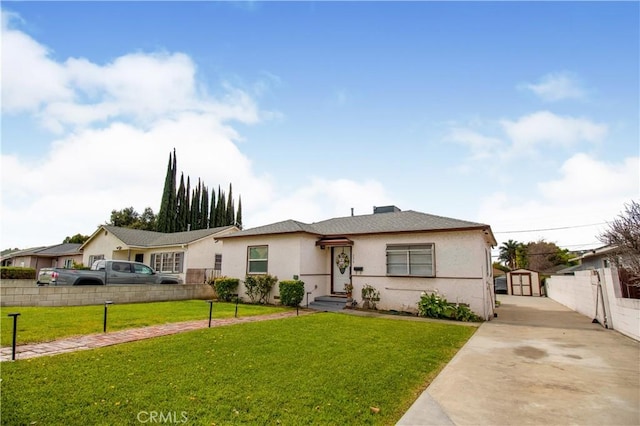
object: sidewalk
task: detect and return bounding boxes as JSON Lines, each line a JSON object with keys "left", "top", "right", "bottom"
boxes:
{"left": 1, "top": 310, "right": 312, "bottom": 362}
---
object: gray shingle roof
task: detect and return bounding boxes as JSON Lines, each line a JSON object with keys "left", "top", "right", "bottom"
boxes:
{"left": 222, "top": 210, "right": 493, "bottom": 239}
{"left": 102, "top": 225, "right": 236, "bottom": 247}
{"left": 35, "top": 243, "right": 82, "bottom": 256}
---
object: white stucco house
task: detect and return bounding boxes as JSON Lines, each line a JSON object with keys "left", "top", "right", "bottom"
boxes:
{"left": 81, "top": 225, "right": 239, "bottom": 283}
{"left": 218, "top": 206, "right": 498, "bottom": 320}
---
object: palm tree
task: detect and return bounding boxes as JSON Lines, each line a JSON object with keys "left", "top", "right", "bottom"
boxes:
{"left": 499, "top": 239, "right": 520, "bottom": 269}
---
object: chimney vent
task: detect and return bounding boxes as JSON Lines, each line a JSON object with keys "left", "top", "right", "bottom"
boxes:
{"left": 373, "top": 205, "right": 401, "bottom": 214}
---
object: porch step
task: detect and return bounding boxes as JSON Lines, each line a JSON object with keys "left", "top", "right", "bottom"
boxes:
{"left": 308, "top": 295, "right": 348, "bottom": 312}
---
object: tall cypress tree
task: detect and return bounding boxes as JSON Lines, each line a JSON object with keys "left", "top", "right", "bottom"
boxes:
{"left": 235, "top": 196, "right": 243, "bottom": 229}
{"left": 216, "top": 186, "right": 226, "bottom": 227}
{"left": 226, "top": 183, "right": 235, "bottom": 225}
{"left": 209, "top": 190, "right": 216, "bottom": 229}
{"left": 176, "top": 173, "right": 187, "bottom": 232}
{"left": 157, "top": 151, "right": 175, "bottom": 232}
{"left": 201, "top": 185, "right": 209, "bottom": 229}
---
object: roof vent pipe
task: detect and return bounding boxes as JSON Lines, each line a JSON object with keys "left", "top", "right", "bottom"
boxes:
{"left": 351, "top": 208, "right": 354, "bottom": 217}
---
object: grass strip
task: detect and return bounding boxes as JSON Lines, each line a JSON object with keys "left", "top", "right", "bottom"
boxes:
{"left": 0, "top": 300, "right": 289, "bottom": 346}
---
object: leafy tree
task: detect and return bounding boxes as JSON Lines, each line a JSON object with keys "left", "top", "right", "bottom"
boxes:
{"left": 63, "top": 234, "right": 90, "bottom": 244}
{"left": 109, "top": 207, "right": 139, "bottom": 228}
{"left": 599, "top": 200, "right": 640, "bottom": 287}
{"left": 108, "top": 207, "right": 157, "bottom": 230}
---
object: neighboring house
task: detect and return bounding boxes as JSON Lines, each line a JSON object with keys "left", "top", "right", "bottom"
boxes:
{"left": 218, "top": 206, "right": 498, "bottom": 320}
{"left": 506, "top": 269, "right": 542, "bottom": 296}
{"left": 0, "top": 244, "right": 83, "bottom": 276}
{"left": 81, "top": 225, "right": 239, "bottom": 284}
{"left": 556, "top": 245, "right": 639, "bottom": 299}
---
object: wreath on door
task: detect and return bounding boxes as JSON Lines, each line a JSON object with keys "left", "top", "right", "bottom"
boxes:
{"left": 336, "top": 250, "right": 350, "bottom": 274}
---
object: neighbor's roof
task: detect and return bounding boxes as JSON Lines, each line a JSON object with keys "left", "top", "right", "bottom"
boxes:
{"left": 91, "top": 225, "right": 237, "bottom": 248}
{"left": 220, "top": 210, "right": 497, "bottom": 244}
{"left": 0, "top": 244, "right": 81, "bottom": 260}
{"left": 33, "top": 243, "right": 82, "bottom": 256}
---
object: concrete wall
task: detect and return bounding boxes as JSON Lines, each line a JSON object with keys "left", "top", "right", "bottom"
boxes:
{"left": 0, "top": 281, "right": 214, "bottom": 307}
{"left": 547, "top": 269, "right": 640, "bottom": 341}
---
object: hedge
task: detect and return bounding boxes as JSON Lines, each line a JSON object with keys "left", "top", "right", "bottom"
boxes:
{"left": 212, "top": 277, "right": 240, "bottom": 302}
{"left": 1, "top": 267, "right": 36, "bottom": 280}
{"left": 279, "top": 280, "right": 305, "bottom": 307}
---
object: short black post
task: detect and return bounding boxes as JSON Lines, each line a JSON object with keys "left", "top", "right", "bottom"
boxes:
{"left": 234, "top": 294, "right": 239, "bottom": 318}
{"left": 103, "top": 301, "right": 113, "bottom": 333}
{"left": 8, "top": 313, "right": 20, "bottom": 361}
{"left": 206, "top": 300, "right": 214, "bottom": 327}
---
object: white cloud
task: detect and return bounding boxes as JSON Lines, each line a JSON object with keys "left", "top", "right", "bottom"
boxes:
{"left": 500, "top": 111, "right": 607, "bottom": 154}
{"left": 1, "top": 12, "right": 72, "bottom": 113}
{"left": 520, "top": 71, "right": 586, "bottom": 102}
{"left": 478, "top": 154, "right": 639, "bottom": 251}
{"left": 0, "top": 12, "right": 390, "bottom": 248}
{"left": 446, "top": 128, "right": 504, "bottom": 160}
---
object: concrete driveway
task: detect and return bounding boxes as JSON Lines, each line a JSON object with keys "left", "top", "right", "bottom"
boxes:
{"left": 398, "top": 295, "right": 640, "bottom": 425}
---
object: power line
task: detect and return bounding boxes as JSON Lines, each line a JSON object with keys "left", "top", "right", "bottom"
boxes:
{"left": 494, "top": 222, "right": 607, "bottom": 234}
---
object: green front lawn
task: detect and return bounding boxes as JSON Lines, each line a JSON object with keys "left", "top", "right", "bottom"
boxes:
{"left": 2, "top": 313, "right": 475, "bottom": 425}
{"left": 0, "top": 300, "right": 289, "bottom": 346}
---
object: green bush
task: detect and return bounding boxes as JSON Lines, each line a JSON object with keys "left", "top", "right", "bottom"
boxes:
{"left": 417, "top": 292, "right": 481, "bottom": 322}
{"left": 213, "top": 277, "right": 240, "bottom": 302}
{"left": 361, "top": 284, "right": 381, "bottom": 310}
{"left": 279, "top": 280, "right": 305, "bottom": 307}
{"left": 1, "top": 267, "right": 36, "bottom": 280}
{"left": 244, "top": 274, "right": 278, "bottom": 304}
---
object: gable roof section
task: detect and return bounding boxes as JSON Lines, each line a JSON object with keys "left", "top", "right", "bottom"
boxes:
{"left": 221, "top": 210, "right": 497, "bottom": 244}
{"left": 34, "top": 243, "right": 82, "bottom": 256}
{"left": 0, "top": 244, "right": 81, "bottom": 261}
{"left": 83, "top": 225, "right": 237, "bottom": 249}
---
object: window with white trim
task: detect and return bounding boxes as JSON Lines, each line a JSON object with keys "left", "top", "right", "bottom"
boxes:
{"left": 88, "top": 254, "right": 104, "bottom": 268}
{"left": 386, "top": 244, "right": 435, "bottom": 276}
{"left": 64, "top": 259, "right": 73, "bottom": 269}
{"left": 247, "top": 246, "right": 268, "bottom": 274}
{"left": 214, "top": 254, "right": 222, "bottom": 271}
{"left": 151, "top": 252, "right": 184, "bottom": 273}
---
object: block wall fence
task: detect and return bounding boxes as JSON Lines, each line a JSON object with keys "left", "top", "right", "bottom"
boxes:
{"left": 0, "top": 280, "right": 214, "bottom": 307}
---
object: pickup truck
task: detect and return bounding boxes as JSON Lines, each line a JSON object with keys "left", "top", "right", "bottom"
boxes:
{"left": 38, "top": 260, "right": 182, "bottom": 286}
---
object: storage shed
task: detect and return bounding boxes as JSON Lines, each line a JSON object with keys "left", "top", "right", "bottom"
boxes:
{"left": 507, "top": 269, "right": 542, "bottom": 296}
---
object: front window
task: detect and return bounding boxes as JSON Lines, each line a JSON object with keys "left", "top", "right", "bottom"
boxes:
{"left": 214, "top": 253, "right": 222, "bottom": 271}
{"left": 64, "top": 259, "right": 73, "bottom": 268}
{"left": 386, "top": 244, "right": 435, "bottom": 277}
{"left": 248, "top": 246, "right": 268, "bottom": 274}
{"left": 151, "top": 252, "right": 184, "bottom": 273}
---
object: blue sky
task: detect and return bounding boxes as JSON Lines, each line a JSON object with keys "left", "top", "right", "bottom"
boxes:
{"left": 2, "top": 2, "right": 638, "bottom": 257}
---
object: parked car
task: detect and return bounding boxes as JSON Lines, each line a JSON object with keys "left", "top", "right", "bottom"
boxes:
{"left": 494, "top": 276, "right": 507, "bottom": 294}
{"left": 37, "top": 268, "right": 55, "bottom": 286}
{"left": 43, "top": 260, "right": 182, "bottom": 286}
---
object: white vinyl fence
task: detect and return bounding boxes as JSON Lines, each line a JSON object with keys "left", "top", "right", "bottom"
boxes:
{"left": 546, "top": 268, "right": 640, "bottom": 341}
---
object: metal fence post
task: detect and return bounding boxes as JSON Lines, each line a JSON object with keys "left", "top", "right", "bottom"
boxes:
{"left": 7, "top": 313, "right": 20, "bottom": 361}
{"left": 206, "top": 300, "right": 214, "bottom": 327}
{"left": 103, "top": 301, "right": 113, "bottom": 333}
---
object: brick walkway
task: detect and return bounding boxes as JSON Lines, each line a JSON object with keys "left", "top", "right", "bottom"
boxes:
{"left": 1, "top": 310, "right": 313, "bottom": 362}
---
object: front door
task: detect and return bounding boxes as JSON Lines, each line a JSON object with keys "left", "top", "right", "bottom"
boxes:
{"left": 332, "top": 246, "right": 351, "bottom": 294}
